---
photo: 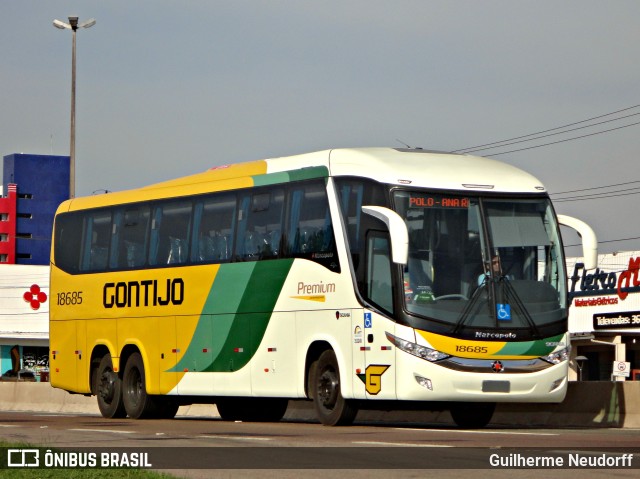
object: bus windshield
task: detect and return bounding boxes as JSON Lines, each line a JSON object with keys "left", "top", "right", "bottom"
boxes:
{"left": 393, "top": 191, "right": 566, "bottom": 338}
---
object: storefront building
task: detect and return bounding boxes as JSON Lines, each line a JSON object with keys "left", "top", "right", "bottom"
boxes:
{"left": 0, "top": 264, "right": 49, "bottom": 381}
{"left": 567, "top": 251, "right": 640, "bottom": 381}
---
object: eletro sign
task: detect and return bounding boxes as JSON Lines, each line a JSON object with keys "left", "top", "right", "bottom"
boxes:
{"left": 569, "top": 256, "right": 640, "bottom": 300}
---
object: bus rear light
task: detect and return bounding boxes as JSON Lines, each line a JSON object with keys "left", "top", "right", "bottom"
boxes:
{"left": 268, "top": 348, "right": 277, "bottom": 352}
{"left": 202, "top": 348, "right": 209, "bottom": 353}
{"left": 234, "top": 348, "right": 244, "bottom": 353}
{"left": 381, "top": 346, "right": 392, "bottom": 351}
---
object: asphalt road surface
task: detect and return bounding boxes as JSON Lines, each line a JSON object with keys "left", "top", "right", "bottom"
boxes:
{"left": 1, "top": 410, "right": 638, "bottom": 479}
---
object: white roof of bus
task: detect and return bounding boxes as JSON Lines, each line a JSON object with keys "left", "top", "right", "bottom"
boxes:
{"left": 61, "top": 147, "right": 548, "bottom": 213}
{"left": 266, "top": 148, "right": 547, "bottom": 194}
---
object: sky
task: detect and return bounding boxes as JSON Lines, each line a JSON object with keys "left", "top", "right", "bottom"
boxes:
{"left": 2, "top": 1, "right": 640, "bottom": 257}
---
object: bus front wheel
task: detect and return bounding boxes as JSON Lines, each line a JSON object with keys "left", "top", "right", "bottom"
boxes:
{"left": 95, "top": 353, "right": 126, "bottom": 419}
{"left": 311, "top": 350, "right": 357, "bottom": 426}
{"left": 450, "top": 402, "right": 495, "bottom": 429}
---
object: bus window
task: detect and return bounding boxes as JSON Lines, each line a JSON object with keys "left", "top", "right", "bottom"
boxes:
{"left": 192, "top": 193, "right": 236, "bottom": 263}
{"left": 79, "top": 211, "right": 112, "bottom": 272}
{"left": 366, "top": 233, "right": 394, "bottom": 314}
{"left": 287, "top": 183, "right": 333, "bottom": 255}
{"left": 236, "top": 188, "right": 284, "bottom": 261}
{"left": 149, "top": 201, "right": 192, "bottom": 266}
{"left": 284, "top": 181, "right": 339, "bottom": 271}
{"left": 54, "top": 212, "right": 84, "bottom": 273}
{"left": 335, "top": 178, "right": 387, "bottom": 257}
{"left": 113, "top": 206, "right": 150, "bottom": 269}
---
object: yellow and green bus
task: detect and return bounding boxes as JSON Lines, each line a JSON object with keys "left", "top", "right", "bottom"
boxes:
{"left": 50, "top": 148, "right": 596, "bottom": 427}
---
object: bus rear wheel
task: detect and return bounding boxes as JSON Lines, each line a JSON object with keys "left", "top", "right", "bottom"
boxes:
{"left": 311, "top": 350, "right": 357, "bottom": 426}
{"left": 151, "top": 396, "right": 180, "bottom": 419}
{"left": 450, "top": 402, "right": 495, "bottom": 429}
{"left": 216, "top": 397, "right": 288, "bottom": 422}
{"left": 95, "top": 353, "right": 126, "bottom": 419}
{"left": 122, "top": 352, "right": 157, "bottom": 419}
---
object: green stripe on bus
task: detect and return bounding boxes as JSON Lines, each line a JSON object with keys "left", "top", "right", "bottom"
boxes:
{"left": 495, "top": 334, "right": 563, "bottom": 357}
{"left": 252, "top": 172, "right": 291, "bottom": 187}
{"left": 170, "top": 259, "right": 294, "bottom": 373}
{"left": 287, "top": 166, "right": 329, "bottom": 182}
{"left": 521, "top": 334, "right": 564, "bottom": 356}
{"left": 252, "top": 166, "right": 328, "bottom": 187}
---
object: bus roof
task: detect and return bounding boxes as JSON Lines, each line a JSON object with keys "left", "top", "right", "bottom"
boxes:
{"left": 60, "top": 148, "right": 547, "bottom": 212}
{"left": 269, "top": 148, "right": 546, "bottom": 193}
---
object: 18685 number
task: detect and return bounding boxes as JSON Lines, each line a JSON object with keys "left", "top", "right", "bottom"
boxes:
{"left": 56, "top": 291, "right": 83, "bottom": 306}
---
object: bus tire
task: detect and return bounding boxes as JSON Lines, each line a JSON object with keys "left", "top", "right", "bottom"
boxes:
{"left": 216, "top": 398, "right": 242, "bottom": 421}
{"left": 217, "top": 397, "right": 288, "bottom": 422}
{"left": 450, "top": 402, "right": 495, "bottom": 429}
{"left": 95, "top": 353, "right": 126, "bottom": 419}
{"left": 254, "top": 398, "right": 288, "bottom": 422}
{"left": 122, "top": 352, "right": 156, "bottom": 419}
{"left": 150, "top": 396, "right": 179, "bottom": 419}
{"left": 311, "top": 350, "right": 357, "bottom": 426}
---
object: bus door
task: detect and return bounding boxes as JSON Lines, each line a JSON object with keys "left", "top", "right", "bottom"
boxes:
{"left": 358, "top": 232, "right": 397, "bottom": 400}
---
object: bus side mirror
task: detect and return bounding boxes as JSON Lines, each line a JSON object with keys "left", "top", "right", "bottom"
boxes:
{"left": 557, "top": 214, "right": 598, "bottom": 270}
{"left": 362, "top": 205, "right": 408, "bottom": 265}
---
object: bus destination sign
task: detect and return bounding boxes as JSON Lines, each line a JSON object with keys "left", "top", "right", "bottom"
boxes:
{"left": 409, "top": 196, "right": 470, "bottom": 208}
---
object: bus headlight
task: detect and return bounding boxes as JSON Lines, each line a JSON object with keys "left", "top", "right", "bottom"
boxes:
{"left": 386, "top": 332, "right": 449, "bottom": 362}
{"left": 540, "top": 347, "right": 570, "bottom": 365}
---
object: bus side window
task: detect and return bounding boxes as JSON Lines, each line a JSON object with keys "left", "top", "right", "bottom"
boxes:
{"left": 114, "top": 206, "right": 150, "bottom": 269}
{"left": 192, "top": 193, "right": 236, "bottom": 263}
{"left": 337, "top": 182, "right": 364, "bottom": 253}
{"left": 54, "top": 212, "right": 84, "bottom": 273}
{"left": 149, "top": 201, "right": 192, "bottom": 266}
{"left": 79, "top": 211, "right": 112, "bottom": 272}
{"left": 366, "top": 232, "right": 394, "bottom": 314}
{"left": 335, "top": 178, "right": 386, "bottom": 271}
{"left": 236, "top": 189, "right": 284, "bottom": 261}
{"left": 285, "top": 181, "right": 339, "bottom": 271}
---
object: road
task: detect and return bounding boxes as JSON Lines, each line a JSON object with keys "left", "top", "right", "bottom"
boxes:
{"left": 1, "top": 410, "right": 638, "bottom": 478}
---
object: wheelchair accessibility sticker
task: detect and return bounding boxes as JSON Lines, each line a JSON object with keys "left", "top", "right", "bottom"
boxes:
{"left": 364, "top": 312, "right": 372, "bottom": 328}
{"left": 497, "top": 304, "right": 512, "bottom": 321}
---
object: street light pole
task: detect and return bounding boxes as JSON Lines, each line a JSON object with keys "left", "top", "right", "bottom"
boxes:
{"left": 69, "top": 16, "right": 77, "bottom": 200}
{"left": 53, "top": 16, "right": 96, "bottom": 199}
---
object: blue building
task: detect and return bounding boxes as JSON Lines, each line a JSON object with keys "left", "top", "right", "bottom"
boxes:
{"left": 2, "top": 154, "right": 70, "bottom": 265}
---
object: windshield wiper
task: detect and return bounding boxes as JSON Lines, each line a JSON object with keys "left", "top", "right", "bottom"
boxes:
{"left": 451, "top": 277, "right": 488, "bottom": 335}
{"left": 498, "top": 275, "right": 541, "bottom": 338}
{"left": 451, "top": 275, "right": 541, "bottom": 338}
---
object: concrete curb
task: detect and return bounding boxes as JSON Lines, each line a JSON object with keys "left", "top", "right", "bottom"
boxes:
{"left": 1, "top": 381, "right": 638, "bottom": 428}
